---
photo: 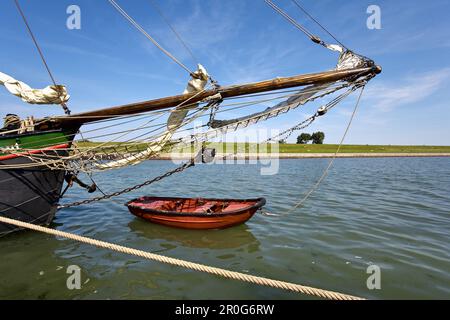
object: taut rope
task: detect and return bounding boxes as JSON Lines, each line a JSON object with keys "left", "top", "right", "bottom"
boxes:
{"left": 286, "top": 86, "right": 365, "bottom": 213}
{"left": 290, "top": 0, "right": 348, "bottom": 50}
{"left": 147, "top": 0, "right": 198, "bottom": 66}
{"left": 108, "top": 0, "right": 194, "bottom": 76}
{"left": 13, "top": 0, "right": 71, "bottom": 115}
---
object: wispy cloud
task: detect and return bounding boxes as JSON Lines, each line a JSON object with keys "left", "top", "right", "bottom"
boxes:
{"left": 364, "top": 68, "right": 450, "bottom": 112}
{"left": 139, "top": 0, "right": 245, "bottom": 63}
{"left": 219, "top": 45, "right": 299, "bottom": 84}
{"left": 136, "top": 0, "right": 310, "bottom": 85}
{"left": 111, "top": 69, "right": 185, "bottom": 86}
{"left": 42, "top": 41, "right": 117, "bottom": 61}
{"left": 168, "top": 0, "right": 244, "bottom": 50}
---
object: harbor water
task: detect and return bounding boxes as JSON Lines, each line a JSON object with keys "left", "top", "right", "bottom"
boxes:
{"left": 0, "top": 157, "right": 449, "bottom": 299}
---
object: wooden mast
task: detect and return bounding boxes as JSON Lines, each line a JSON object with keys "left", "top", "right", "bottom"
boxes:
{"left": 51, "top": 66, "right": 380, "bottom": 126}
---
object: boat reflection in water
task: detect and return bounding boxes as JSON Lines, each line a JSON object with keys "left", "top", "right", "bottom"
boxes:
{"left": 127, "top": 218, "right": 261, "bottom": 251}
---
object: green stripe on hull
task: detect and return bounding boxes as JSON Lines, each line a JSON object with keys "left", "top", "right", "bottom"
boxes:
{"left": 0, "top": 130, "right": 72, "bottom": 156}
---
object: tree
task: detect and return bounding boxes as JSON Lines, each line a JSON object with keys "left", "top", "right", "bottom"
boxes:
{"left": 297, "top": 133, "right": 311, "bottom": 144}
{"left": 311, "top": 131, "right": 325, "bottom": 144}
{"left": 278, "top": 139, "right": 286, "bottom": 144}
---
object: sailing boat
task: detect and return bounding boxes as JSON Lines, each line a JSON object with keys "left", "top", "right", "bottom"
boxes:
{"left": 0, "top": 0, "right": 381, "bottom": 235}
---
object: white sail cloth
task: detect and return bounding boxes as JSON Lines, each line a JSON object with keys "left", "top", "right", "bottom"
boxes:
{"left": 324, "top": 44, "right": 373, "bottom": 71}
{"left": 0, "top": 71, "right": 69, "bottom": 105}
{"left": 96, "top": 64, "right": 209, "bottom": 169}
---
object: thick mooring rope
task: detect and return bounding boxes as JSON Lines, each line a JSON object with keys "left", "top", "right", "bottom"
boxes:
{"left": 0, "top": 216, "right": 364, "bottom": 300}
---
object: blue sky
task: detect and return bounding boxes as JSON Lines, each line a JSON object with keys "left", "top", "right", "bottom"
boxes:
{"left": 0, "top": 0, "right": 449, "bottom": 145}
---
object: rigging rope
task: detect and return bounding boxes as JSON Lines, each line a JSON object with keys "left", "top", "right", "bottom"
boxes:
{"left": 0, "top": 84, "right": 336, "bottom": 151}
{"left": 108, "top": 0, "right": 195, "bottom": 76}
{"left": 265, "top": 0, "right": 317, "bottom": 40}
{"left": 0, "top": 78, "right": 365, "bottom": 172}
{"left": 12, "top": 81, "right": 364, "bottom": 206}
{"left": 13, "top": 0, "right": 71, "bottom": 115}
{"left": 147, "top": 0, "right": 198, "bottom": 65}
{"left": 171, "top": 80, "right": 367, "bottom": 151}
{"left": 58, "top": 159, "right": 195, "bottom": 209}
{"left": 266, "top": 85, "right": 366, "bottom": 217}
{"left": 0, "top": 215, "right": 364, "bottom": 300}
{"left": 290, "top": 0, "right": 347, "bottom": 50}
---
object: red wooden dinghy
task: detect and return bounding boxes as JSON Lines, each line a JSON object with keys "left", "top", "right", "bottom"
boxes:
{"left": 126, "top": 196, "right": 266, "bottom": 230}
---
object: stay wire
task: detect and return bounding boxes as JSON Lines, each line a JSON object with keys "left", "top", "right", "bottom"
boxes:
{"left": 290, "top": 0, "right": 347, "bottom": 50}
{"left": 108, "top": 0, "right": 194, "bottom": 76}
{"left": 13, "top": 0, "right": 71, "bottom": 115}
{"left": 265, "top": 0, "right": 316, "bottom": 40}
{"left": 147, "top": 0, "right": 198, "bottom": 66}
{"left": 265, "top": 85, "right": 365, "bottom": 216}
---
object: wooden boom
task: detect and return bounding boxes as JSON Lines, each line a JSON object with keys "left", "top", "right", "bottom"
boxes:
{"left": 53, "top": 66, "right": 380, "bottom": 126}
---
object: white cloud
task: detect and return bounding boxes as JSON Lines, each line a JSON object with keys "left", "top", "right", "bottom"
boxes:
{"left": 169, "top": 1, "right": 244, "bottom": 49}
{"left": 139, "top": 0, "right": 244, "bottom": 62}
{"left": 219, "top": 45, "right": 298, "bottom": 84}
{"left": 364, "top": 68, "right": 450, "bottom": 112}
{"left": 42, "top": 42, "right": 116, "bottom": 61}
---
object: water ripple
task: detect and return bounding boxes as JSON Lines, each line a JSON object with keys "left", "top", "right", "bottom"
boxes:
{"left": 0, "top": 158, "right": 449, "bottom": 299}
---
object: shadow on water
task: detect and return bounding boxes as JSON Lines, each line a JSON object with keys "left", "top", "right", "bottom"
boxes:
{"left": 127, "top": 217, "right": 261, "bottom": 251}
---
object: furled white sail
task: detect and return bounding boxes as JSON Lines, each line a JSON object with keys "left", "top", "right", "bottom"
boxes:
{"left": 96, "top": 64, "right": 209, "bottom": 169}
{"left": 0, "top": 71, "right": 69, "bottom": 105}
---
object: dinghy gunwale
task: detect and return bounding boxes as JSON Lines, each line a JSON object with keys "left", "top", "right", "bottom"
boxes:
{"left": 125, "top": 196, "right": 266, "bottom": 217}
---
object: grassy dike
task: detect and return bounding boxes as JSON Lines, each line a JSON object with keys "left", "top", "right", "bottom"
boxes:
{"left": 76, "top": 141, "right": 450, "bottom": 154}
{"left": 267, "top": 144, "right": 450, "bottom": 154}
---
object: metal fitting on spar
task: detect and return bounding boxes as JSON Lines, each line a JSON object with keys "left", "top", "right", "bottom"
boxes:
{"left": 374, "top": 65, "right": 382, "bottom": 74}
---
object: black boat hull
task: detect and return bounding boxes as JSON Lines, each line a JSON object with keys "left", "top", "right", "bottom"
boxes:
{"left": 0, "top": 127, "right": 76, "bottom": 236}
{"left": 0, "top": 156, "right": 66, "bottom": 235}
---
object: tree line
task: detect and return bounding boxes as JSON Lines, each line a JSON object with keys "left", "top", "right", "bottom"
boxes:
{"left": 297, "top": 131, "right": 325, "bottom": 144}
